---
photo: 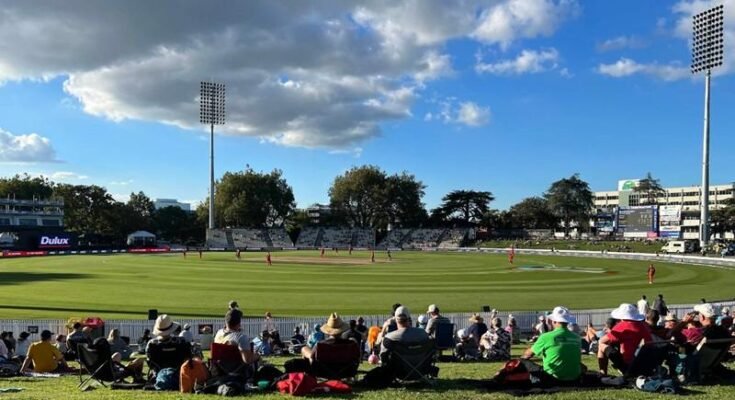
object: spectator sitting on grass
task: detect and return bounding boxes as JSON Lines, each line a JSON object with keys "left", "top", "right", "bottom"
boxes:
{"left": 381, "top": 303, "right": 403, "bottom": 336}
{"left": 716, "top": 307, "right": 733, "bottom": 330}
{"left": 291, "top": 327, "right": 305, "bottom": 344}
{"left": 214, "top": 309, "right": 260, "bottom": 365}
{"left": 301, "top": 313, "right": 353, "bottom": 360}
{"left": 2, "top": 332, "right": 16, "bottom": 356}
{"left": 645, "top": 310, "right": 667, "bottom": 341}
{"left": 597, "top": 304, "right": 651, "bottom": 376}
{"left": 506, "top": 315, "right": 521, "bottom": 344}
{"left": 14, "top": 332, "right": 30, "bottom": 361}
{"left": 520, "top": 306, "right": 582, "bottom": 385}
{"left": 54, "top": 334, "right": 68, "bottom": 354}
{"left": 137, "top": 329, "right": 152, "bottom": 353}
{"left": 20, "top": 330, "right": 70, "bottom": 373}
{"left": 0, "top": 336, "right": 8, "bottom": 360}
{"left": 67, "top": 323, "right": 85, "bottom": 343}
{"left": 307, "top": 324, "right": 325, "bottom": 348}
{"left": 454, "top": 329, "right": 480, "bottom": 360}
{"left": 342, "top": 319, "right": 363, "bottom": 344}
{"left": 179, "top": 324, "right": 194, "bottom": 343}
{"left": 111, "top": 350, "right": 145, "bottom": 382}
{"left": 466, "top": 314, "right": 488, "bottom": 345}
{"left": 199, "top": 326, "right": 213, "bottom": 350}
{"left": 107, "top": 328, "right": 131, "bottom": 360}
{"left": 480, "top": 317, "right": 511, "bottom": 361}
{"left": 355, "top": 317, "right": 369, "bottom": 340}
{"left": 425, "top": 304, "right": 450, "bottom": 338}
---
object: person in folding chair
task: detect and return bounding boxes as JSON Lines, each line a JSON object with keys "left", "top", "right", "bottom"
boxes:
{"left": 213, "top": 308, "right": 260, "bottom": 375}
{"left": 145, "top": 314, "right": 192, "bottom": 375}
{"left": 519, "top": 306, "right": 582, "bottom": 387}
{"left": 379, "top": 306, "right": 437, "bottom": 383}
{"left": 301, "top": 313, "right": 360, "bottom": 380}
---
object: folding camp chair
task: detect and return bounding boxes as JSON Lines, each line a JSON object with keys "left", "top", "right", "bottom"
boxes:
{"left": 77, "top": 340, "right": 115, "bottom": 390}
{"left": 434, "top": 323, "right": 455, "bottom": 359}
{"left": 694, "top": 337, "right": 735, "bottom": 381}
{"left": 146, "top": 340, "right": 192, "bottom": 375}
{"left": 210, "top": 342, "right": 251, "bottom": 377}
{"left": 382, "top": 338, "right": 436, "bottom": 385}
{"left": 66, "top": 337, "right": 88, "bottom": 361}
{"left": 624, "top": 340, "right": 677, "bottom": 378}
{"left": 311, "top": 340, "right": 361, "bottom": 380}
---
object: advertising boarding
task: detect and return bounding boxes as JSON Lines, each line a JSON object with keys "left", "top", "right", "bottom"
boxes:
{"left": 659, "top": 205, "right": 682, "bottom": 239}
{"left": 37, "top": 233, "right": 75, "bottom": 249}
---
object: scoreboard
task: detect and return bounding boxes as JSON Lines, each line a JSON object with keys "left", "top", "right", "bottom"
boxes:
{"left": 617, "top": 206, "right": 658, "bottom": 235}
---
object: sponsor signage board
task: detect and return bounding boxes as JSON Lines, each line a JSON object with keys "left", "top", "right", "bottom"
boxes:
{"left": 38, "top": 233, "right": 74, "bottom": 249}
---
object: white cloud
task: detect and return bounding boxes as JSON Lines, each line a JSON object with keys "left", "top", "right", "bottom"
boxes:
{"left": 476, "top": 48, "right": 560, "bottom": 75}
{"left": 596, "top": 36, "right": 646, "bottom": 52}
{"left": 425, "top": 99, "right": 491, "bottom": 127}
{"left": 596, "top": 58, "right": 689, "bottom": 81}
{"left": 472, "top": 0, "right": 580, "bottom": 48}
{"left": 50, "top": 171, "right": 88, "bottom": 181}
{"left": 456, "top": 102, "right": 491, "bottom": 126}
{"left": 0, "top": 1, "right": 577, "bottom": 149}
{"left": 109, "top": 179, "right": 134, "bottom": 186}
{"left": 0, "top": 128, "right": 57, "bottom": 163}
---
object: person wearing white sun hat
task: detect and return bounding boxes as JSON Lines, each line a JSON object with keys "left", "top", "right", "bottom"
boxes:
{"left": 519, "top": 306, "right": 582, "bottom": 385}
{"left": 144, "top": 314, "right": 187, "bottom": 354}
{"left": 597, "top": 303, "right": 652, "bottom": 376}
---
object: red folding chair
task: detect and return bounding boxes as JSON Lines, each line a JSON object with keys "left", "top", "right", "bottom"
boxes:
{"left": 311, "top": 341, "right": 361, "bottom": 380}
{"left": 210, "top": 342, "right": 249, "bottom": 377}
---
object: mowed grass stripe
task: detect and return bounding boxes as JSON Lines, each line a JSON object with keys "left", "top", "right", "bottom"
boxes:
{"left": 1, "top": 251, "right": 733, "bottom": 318}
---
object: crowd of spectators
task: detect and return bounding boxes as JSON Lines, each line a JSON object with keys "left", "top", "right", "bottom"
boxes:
{"left": 2, "top": 296, "right": 735, "bottom": 393}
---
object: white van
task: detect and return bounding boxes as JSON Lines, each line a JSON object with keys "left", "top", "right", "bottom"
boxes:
{"left": 661, "top": 240, "right": 694, "bottom": 254}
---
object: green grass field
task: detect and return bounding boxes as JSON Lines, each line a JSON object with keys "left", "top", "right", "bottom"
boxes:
{"left": 2, "top": 351, "right": 735, "bottom": 399}
{"left": 0, "top": 250, "right": 733, "bottom": 319}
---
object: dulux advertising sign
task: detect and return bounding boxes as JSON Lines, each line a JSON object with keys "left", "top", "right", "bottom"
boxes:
{"left": 38, "top": 234, "right": 73, "bottom": 248}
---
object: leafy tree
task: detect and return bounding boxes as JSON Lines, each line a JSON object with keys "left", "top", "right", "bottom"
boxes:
{"left": 711, "top": 198, "right": 735, "bottom": 238}
{"left": 634, "top": 172, "right": 665, "bottom": 205}
{"left": 508, "top": 197, "right": 558, "bottom": 229}
{"left": 53, "top": 184, "right": 119, "bottom": 236}
{"left": 328, "top": 166, "right": 427, "bottom": 229}
{"left": 0, "top": 174, "right": 54, "bottom": 199}
{"left": 153, "top": 206, "right": 203, "bottom": 243}
{"left": 329, "top": 165, "right": 388, "bottom": 228}
{"left": 126, "top": 191, "right": 155, "bottom": 231}
{"left": 385, "top": 173, "right": 428, "bottom": 228}
{"left": 434, "top": 190, "right": 494, "bottom": 226}
{"left": 545, "top": 174, "right": 593, "bottom": 236}
{"left": 210, "top": 168, "right": 295, "bottom": 227}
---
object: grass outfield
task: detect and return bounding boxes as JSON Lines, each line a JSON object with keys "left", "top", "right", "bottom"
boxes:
{"left": 0, "top": 251, "right": 733, "bottom": 319}
{"left": 2, "top": 352, "right": 735, "bottom": 399}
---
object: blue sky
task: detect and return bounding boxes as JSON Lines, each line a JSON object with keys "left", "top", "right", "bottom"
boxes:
{"left": 1, "top": 0, "right": 733, "bottom": 210}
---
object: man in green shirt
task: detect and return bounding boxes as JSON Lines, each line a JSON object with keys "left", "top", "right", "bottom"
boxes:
{"left": 521, "top": 306, "right": 582, "bottom": 385}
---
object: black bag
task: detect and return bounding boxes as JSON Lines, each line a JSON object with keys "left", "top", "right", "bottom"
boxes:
{"left": 0, "top": 361, "right": 20, "bottom": 377}
{"left": 284, "top": 358, "right": 310, "bottom": 373}
{"left": 361, "top": 366, "right": 393, "bottom": 389}
{"left": 255, "top": 365, "right": 284, "bottom": 385}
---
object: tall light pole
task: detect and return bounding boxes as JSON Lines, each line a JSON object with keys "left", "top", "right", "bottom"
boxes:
{"left": 691, "top": 5, "right": 724, "bottom": 248}
{"left": 199, "top": 81, "right": 226, "bottom": 230}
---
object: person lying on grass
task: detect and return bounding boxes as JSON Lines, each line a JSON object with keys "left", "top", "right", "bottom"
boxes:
{"left": 20, "top": 330, "right": 71, "bottom": 373}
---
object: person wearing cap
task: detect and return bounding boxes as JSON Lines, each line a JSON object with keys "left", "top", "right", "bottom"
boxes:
{"left": 146, "top": 314, "right": 187, "bottom": 354}
{"left": 379, "top": 306, "right": 430, "bottom": 364}
{"left": 307, "top": 323, "right": 325, "bottom": 348}
{"left": 301, "top": 313, "right": 353, "bottom": 360}
{"left": 673, "top": 303, "right": 731, "bottom": 349}
{"left": 213, "top": 309, "right": 259, "bottom": 364}
{"left": 179, "top": 323, "right": 194, "bottom": 343}
{"left": 597, "top": 303, "right": 652, "bottom": 376}
{"left": 480, "top": 317, "right": 511, "bottom": 361}
{"left": 21, "top": 330, "right": 70, "bottom": 373}
{"left": 466, "top": 314, "right": 488, "bottom": 345}
{"left": 520, "top": 306, "right": 582, "bottom": 384}
{"left": 425, "top": 304, "right": 450, "bottom": 338}
{"left": 716, "top": 306, "right": 733, "bottom": 330}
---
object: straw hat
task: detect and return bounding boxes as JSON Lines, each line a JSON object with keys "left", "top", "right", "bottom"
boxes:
{"left": 320, "top": 313, "right": 349, "bottom": 336}
{"left": 664, "top": 313, "right": 678, "bottom": 322}
{"left": 610, "top": 304, "right": 644, "bottom": 321}
{"left": 469, "top": 313, "right": 484, "bottom": 323}
{"left": 153, "top": 314, "right": 179, "bottom": 337}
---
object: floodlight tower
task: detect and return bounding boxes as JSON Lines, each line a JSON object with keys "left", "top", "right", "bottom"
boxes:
{"left": 691, "top": 5, "right": 724, "bottom": 248}
{"left": 199, "top": 81, "right": 226, "bottom": 230}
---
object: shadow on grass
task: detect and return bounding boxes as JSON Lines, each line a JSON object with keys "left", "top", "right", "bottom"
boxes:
{"left": 0, "top": 272, "right": 90, "bottom": 286}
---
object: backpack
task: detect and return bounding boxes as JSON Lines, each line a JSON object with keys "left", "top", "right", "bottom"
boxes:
{"left": 492, "top": 359, "right": 531, "bottom": 384}
{"left": 154, "top": 368, "right": 179, "bottom": 391}
{"left": 0, "top": 360, "right": 20, "bottom": 377}
{"left": 276, "top": 372, "right": 318, "bottom": 396}
{"left": 180, "top": 357, "right": 209, "bottom": 393}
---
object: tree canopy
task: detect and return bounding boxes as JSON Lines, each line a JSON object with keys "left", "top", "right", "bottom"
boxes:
{"left": 0, "top": 174, "right": 54, "bottom": 200}
{"left": 634, "top": 172, "right": 665, "bottom": 205}
{"left": 433, "top": 190, "right": 494, "bottom": 226}
{"left": 508, "top": 197, "right": 558, "bottom": 229}
{"left": 545, "top": 174, "right": 593, "bottom": 236}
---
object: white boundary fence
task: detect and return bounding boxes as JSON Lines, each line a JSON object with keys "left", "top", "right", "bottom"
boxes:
{"left": 4, "top": 301, "right": 735, "bottom": 346}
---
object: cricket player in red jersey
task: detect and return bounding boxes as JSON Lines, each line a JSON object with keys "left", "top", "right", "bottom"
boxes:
{"left": 508, "top": 246, "right": 515, "bottom": 264}
{"left": 266, "top": 252, "right": 272, "bottom": 266}
{"left": 648, "top": 263, "right": 656, "bottom": 284}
